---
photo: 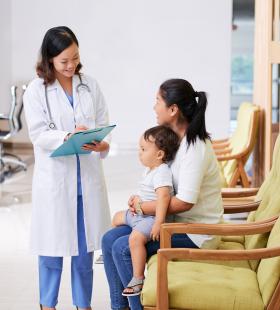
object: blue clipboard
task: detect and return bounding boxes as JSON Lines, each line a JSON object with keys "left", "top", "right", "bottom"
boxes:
{"left": 50, "top": 125, "right": 116, "bottom": 157}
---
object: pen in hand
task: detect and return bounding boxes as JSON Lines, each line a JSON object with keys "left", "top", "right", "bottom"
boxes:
{"left": 74, "top": 125, "right": 88, "bottom": 133}
{"left": 64, "top": 125, "right": 88, "bottom": 142}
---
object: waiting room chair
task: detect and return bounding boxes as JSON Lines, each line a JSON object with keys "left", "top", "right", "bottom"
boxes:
{"left": 143, "top": 217, "right": 280, "bottom": 310}
{"left": 214, "top": 102, "right": 260, "bottom": 187}
{"left": 0, "top": 85, "right": 27, "bottom": 182}
{"left": 141, "top": 134, "right": 280, "bottom": 309}
{"left": 221, "top": 131, "right": 280, "bottom": 211}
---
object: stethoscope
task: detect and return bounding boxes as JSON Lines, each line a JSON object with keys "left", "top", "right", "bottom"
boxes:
{"left": 45, "top": 74, "right": 91, "bottom": 129}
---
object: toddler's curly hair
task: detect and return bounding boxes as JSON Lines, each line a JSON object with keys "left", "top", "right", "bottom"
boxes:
{"left": 143, "top": 125, "right": 180, "bottom": 162}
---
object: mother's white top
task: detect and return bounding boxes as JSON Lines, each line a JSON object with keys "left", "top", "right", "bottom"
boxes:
{"left": 170, "top": 138, "right": 223, "bottom": 248}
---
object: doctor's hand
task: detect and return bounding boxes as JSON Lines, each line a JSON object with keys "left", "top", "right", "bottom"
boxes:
{"left": 82, "top": 141, "right": 109, "bottom": 153}
{"left": 74, "top": 125, "right": 88, "bottom": 133}
{"left": 64, "top": 125, "right": 89, "bottom": 141}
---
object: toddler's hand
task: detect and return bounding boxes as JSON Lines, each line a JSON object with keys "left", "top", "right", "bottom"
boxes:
{"left": 128, "top": 195, "right": 140, "bottom": 215}
{"left": 128, "top": 195, "right": 136, "bottom": 207}
{"left": 150, "top": 222, "right": 161, "bottom": 242}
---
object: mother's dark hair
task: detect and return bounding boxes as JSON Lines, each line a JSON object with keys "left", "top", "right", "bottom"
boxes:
{"left": 159, "top": 79, "right": 210, "bottom": 146}
{"left": 36, "top": 26, "right": 82, "bottom": 85}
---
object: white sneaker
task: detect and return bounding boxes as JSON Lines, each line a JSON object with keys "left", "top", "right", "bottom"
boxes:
{"left": 95, "top": 254, "right": 104, "bottom": 264}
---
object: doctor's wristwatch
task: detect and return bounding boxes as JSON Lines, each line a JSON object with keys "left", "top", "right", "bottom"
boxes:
{"left": 135, "top": 199, "right": 144, "bottom": 215}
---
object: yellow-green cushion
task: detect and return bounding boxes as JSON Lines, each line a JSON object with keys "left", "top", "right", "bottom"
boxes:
{"left": 218, "top": 162, "right": 228, "bottom": 187}
{"left": 216, "top": 241, "right": 251, "bottom": 269}
{"left": 142, "top": 259, "right": 264, "bottom": 309}
{"left": 244, "top": 135, "right": 280, "bottom": 270}
{"left": 147, "top": 240, "right": 251, "bottom": 270}
{"left": 221, "top": 235, "right": 245, "bottom": 244}
{"left": 220, "top": 135, "right": 280, "bottom": 264}
{"left": 254, "top": 132, "right": 280, "bottom": 202}
{"left": 257, "top": 216, "right": 280, "bottom": 307}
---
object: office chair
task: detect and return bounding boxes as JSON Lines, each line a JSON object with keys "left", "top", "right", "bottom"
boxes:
{"left": 0, "top": 85, "right": 27, "bottom": 183}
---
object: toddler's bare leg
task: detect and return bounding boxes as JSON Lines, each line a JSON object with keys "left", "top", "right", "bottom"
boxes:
{"left": 122, "top": 230, "right": 147, "bottom": 295}
{"left": 112, "top": 211, "right": 126, "bottom": 227}
{"left": 129, "top": 230, "right": 147, "bottom": 279}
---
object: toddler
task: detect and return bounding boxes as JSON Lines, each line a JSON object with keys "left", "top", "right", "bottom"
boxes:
{"left": 112, "top": 125, "right": 179, "bottom": 296}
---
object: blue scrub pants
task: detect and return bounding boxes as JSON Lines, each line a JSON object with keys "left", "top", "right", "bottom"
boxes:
{"left": 38, "top": 195, "right": 94, "bottom": 308}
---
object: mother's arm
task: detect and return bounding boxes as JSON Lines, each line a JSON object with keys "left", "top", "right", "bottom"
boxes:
{"left": 129, "top": 196, "right": 193, "bottom": 216}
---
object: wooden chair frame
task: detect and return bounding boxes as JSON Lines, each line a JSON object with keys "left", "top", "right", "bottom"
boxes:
{"left": 221, "top": 187, "right": 259, "bottom": 198}
{"left": 217, "top": 108, "right": 260, "bottom": 187}
{"left": 220, "top": 187, "right": 259, "bottom": 208}
{"left": 142, "top": 219, "right": 280, "bottom": 310}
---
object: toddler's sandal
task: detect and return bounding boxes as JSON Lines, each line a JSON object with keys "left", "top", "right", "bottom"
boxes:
{"left": 122, "top": 277, "right": 144, "bottom": 297}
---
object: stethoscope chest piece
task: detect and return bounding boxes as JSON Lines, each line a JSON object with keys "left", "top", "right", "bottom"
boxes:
{"left": 49, "top": 122, "right": 56, "bottom": 129}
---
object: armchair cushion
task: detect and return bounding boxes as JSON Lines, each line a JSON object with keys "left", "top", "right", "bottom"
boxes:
{"left": 244, "top": 177, "right": 280, "bottom": 270}
{"left": 240, "top": 134, "right": 280, "bottom": 269}
{"left": 148, "top": 237, "right": 252, "bottom": 270}
{"left": 257, "top": 215, "right": 280, "bottom": 306}
{"left": 221, "top": 235, "right": 244, "bottom": 244}
{"left": 142, "top": 259, "right": 264, "bottom": 310}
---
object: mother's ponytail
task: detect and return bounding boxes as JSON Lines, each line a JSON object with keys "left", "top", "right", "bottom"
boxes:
{"left": 159, "top": 79, "right": 210, "bottom": 146}
{"left": 186, "top": 91, "right": 210, "bottom": 145}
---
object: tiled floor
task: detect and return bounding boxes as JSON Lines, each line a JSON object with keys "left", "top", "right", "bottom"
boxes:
{"left": 0, "top": 150, "right": 142, "bottom": 310}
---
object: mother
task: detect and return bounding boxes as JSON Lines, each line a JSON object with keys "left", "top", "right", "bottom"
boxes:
{"left": 102, "top": 79, "right": 223, "bottom": 310}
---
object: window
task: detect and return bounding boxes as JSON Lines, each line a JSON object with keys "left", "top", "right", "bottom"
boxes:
{"left": 231, "top": 55, "right": 253, "bottom": 95}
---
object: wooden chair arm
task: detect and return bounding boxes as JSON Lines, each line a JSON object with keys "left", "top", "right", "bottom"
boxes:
{"left": 217, "top": 150, "right": 248, "bottom": 161}
{"left": 213, "top": 142, "right": 230, "bottom": 150}
{"left": 160, "top": 217, "right": 278, "bottom": 248}
{"left": 158, "top": 246, "right": 280, "bottom": 262}
{"left": 224, "top": 200, "right": 261, "bottom": 213}
{"left": 212, "top": 138, "right": 229, "bottom": 144}
{"left": 222, "top": 187, "right": 259, "bottom": 198}
{"left": 215, "top": 148, "right": 232, "bottom": 156}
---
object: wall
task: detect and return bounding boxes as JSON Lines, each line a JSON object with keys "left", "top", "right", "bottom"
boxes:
{"left": 0, "top": 1, "right": 12, "bottom": 113}
{"left": 10, "top": 0, "right": 232, "bottom": 145}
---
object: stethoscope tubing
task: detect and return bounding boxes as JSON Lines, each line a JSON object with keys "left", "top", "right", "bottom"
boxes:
{"left": 45, "top": 75, "right": 91, "bottom": 130}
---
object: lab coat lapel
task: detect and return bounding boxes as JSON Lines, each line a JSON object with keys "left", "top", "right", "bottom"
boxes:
{"left": 54, "top": 79, "right": 75, "bottom": 131}
{"left": 72, "top": 74, "right": 80, "bottom": 111}
{"left": 55, "top": 80, "right": 73, "bottom": 109}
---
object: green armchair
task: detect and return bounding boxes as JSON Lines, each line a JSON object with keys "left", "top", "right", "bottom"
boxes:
{"left": 142, "top": 218, "right": 280, "bottom": 310}
{"left": 214, "top": 102, "right": 260, "bottom": 187}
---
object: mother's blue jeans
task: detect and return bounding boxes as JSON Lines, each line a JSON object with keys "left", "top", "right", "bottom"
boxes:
{"left": 102, "top": 225, "right": 198, "bottom": 310}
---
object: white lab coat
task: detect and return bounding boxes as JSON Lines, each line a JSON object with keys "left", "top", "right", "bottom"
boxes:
{"left": 24, "top": 74, "right": 111, "bottom": 256}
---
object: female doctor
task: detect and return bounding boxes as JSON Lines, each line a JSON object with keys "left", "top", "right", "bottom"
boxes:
{"left": 23, "top": 26, "right": 111, "bottom": 310}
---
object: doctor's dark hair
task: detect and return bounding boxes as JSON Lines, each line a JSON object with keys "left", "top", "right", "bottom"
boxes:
{"left": 143, "top": 125, "right": 180, "bottom": 162}
{"left": 159, "top": 79, "right": 210, "bottom": 146}
{"left": 36, "top": 26, "right": 82, "bottom": 84}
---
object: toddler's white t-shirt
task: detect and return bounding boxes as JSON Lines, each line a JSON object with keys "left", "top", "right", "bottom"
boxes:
{"left": 138, "top": 163, "right": 173, "bottom": 201}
